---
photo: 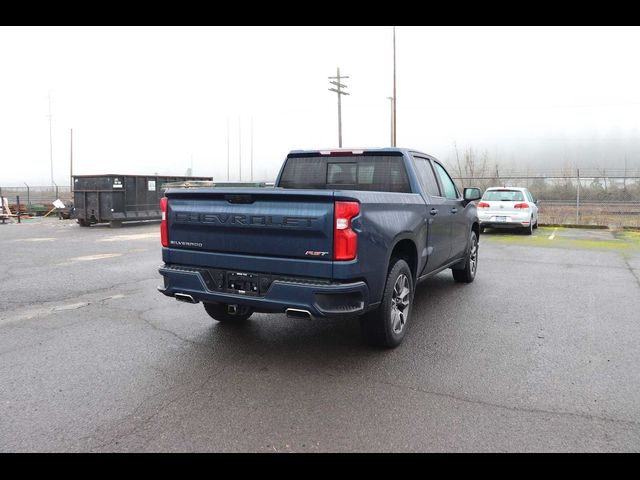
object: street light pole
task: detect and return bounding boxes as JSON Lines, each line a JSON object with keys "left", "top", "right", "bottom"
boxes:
{"left": 328, "top": 67, "right": 350, "bottom": 148}
{"left": 386, "top": 96, "right": 394, "bottom": 147}
{"left": 392, "top": 26, "right": 397, "bottom": 147}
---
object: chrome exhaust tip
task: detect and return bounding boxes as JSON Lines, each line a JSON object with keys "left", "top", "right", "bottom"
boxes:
{"left": 175, "top": 293, "right": 198, "bottom": 304}
{"left": 285, "top": 308, "right": 312, "bottom": 319}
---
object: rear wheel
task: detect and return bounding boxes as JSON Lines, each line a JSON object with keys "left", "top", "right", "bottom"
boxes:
{"left": 452, "top": 231, "right": 478, "bottom": 283}
{"left": 360, "top": 258, "right": 413, "bottom": 349}
{"left": 523, "top": 219, "right": 533, "bottom": 235}
{"left": 203, "top": 302, "right": 253, "bottom": 323}
{"left": 78, "top": 219, "right": 90, "bottom": 227}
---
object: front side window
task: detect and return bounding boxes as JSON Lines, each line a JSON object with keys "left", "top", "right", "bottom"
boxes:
{"left": 433, "top": 162, "right": 459, "bottom": 200}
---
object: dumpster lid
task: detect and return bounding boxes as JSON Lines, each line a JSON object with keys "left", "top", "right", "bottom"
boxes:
{"left": 162, "top": 181, "right": 274, "bottom": 189}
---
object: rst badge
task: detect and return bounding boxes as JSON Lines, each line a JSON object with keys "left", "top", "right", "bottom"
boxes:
{"left": 305, "top": 250, "right": 329, "bottom": 257}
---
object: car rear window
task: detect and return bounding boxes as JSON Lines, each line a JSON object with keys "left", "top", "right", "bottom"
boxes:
{"left": 279, "top": 155, "right": 411, "bottom": 193}
{"left": 482, "top": 190, "right": 525, "bottom": 201}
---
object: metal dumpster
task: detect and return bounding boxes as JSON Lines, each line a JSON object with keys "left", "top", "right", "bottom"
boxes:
{"left": 73, "top": 174, "right": 211, "bottom": 227}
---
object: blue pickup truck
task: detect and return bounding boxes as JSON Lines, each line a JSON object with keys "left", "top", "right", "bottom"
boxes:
{"left": 158, "top": 148, "right": 481, "bottom": 348}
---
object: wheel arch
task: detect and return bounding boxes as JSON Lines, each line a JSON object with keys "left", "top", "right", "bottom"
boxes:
{"left": 388, "top": 237, "right": 418, "bottom": 283}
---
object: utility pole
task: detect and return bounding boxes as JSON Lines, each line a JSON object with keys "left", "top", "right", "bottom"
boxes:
{"left": 250, "top": 116, "right": 254, "bottom": 182}
{"left": 392, "top": 26, "right": 397, "bottom": 147}
{"left": 48, "top": 93, "right": 54, "bottom": 185}
{"left": 70, "top": 128, "right": 73, "bottom": 192}
{"left": 386, "top": 96, "right": 394, "bottom": 146}
{"left": 576, "top": 168, "right": 581, "bottom": 225}
{"left": 328, "top": 67, "right": 349, "bottom": 148}
{"left": 226, "top": 117, "right": 230, "bottom": 181}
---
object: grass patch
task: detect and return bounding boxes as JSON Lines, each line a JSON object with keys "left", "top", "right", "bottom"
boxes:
{"left": 483, "top": 229, "right": 639, "bottom": 252}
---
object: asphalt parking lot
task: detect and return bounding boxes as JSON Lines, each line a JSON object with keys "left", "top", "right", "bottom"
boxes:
{"left": 1, "top": 218, "right": 640, "bottom": 452}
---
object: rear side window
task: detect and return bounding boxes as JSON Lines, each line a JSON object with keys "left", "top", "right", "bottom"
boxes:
{"left": 279, "top": 155, "right": 411, "bottom": 193}
{"left": 412, "top": 156, "right": 441, "bottom": 197}
{"left": 483, "top": 190, "right": 525, "bottom": 201}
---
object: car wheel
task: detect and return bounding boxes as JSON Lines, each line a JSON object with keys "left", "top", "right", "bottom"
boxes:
{"left": 480, "top": 226, "right": 485, "bottom": 234}
{"left": 533, "top": 217, "right": 538, "bottom": 229}
{"left": 203, "top": 302, "right": 253, "bottom": 323}
{"left": 360, "top": 258, "right": 413, "bottom": 349}
{"left": 78, "top": 219, "right": 90, "bottom": 227}
{"left": 452, "top": 231, "right": 478, "bottom": 283}
{"left": 524, "top": 219, "right": 533, "bottom": 235}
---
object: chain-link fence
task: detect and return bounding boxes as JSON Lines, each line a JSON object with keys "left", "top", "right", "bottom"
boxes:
{"left": 3, "top": 172, "right": 640, "bottom": 226}
{"left": 0, "top": 185, "right": 73, "bottom": 216}
{"left": 451, "top": 169, "right": 640, "bottom": 227}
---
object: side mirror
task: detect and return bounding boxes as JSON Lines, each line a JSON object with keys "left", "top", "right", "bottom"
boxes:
{"left": 463, "top": 187, "right": 482, "bottom": 204}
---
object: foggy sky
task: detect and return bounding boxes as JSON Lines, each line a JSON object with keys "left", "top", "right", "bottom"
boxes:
{"left": 1, "top": 26, "right": 639, "bottom": 186}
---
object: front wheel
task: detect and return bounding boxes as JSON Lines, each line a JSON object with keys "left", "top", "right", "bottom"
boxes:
{"left": 360, "top": 258, "right": 413, "bottom": 349}
{"left": 452, "top": 231, "right": 478, "bottom": 283}
{"left": 203, "top": 302, "right": 253, "bottom": 323}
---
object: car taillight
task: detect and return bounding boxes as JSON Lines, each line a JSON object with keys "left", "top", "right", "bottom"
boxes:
{"left": 160, "top": 197, "right": 168, "bottom": 247}
{"left": 334, "top": 201, "right": 359, "bottom": 261}
{"left": 478, "top": 202, "right": 490, "bottom": 208}
{"left": 514, "top": 203, "right": 530, "bottom": 209}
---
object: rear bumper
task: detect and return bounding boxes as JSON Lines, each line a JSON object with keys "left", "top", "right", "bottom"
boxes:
{"left": 158, "top": 264, "right": 369, "bottom": 318}
{"left": 479, "top": 213, "right": 531, "bottom": 229}
{"left": 480, "top": 221, "right": 530, "bottom": 229}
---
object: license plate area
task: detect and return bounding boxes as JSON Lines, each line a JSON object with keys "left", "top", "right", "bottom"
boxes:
{"left": 227, "top": 271, "right": 262, "bottom": 295}
{"left": 495, "top": 216, "right": 507, "bottom": 222}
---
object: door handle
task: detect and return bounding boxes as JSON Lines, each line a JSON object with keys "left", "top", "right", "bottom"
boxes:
{"left": 451, "top": 208, "right": 458, "bottom": 214}
{"left": 430, "top": 208, "right": 438, "bottom": 216}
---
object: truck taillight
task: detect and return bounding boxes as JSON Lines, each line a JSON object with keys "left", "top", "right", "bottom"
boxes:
{"left": 514, "top": 203, "right": 530, "bottom": 209}
{"left": 334, "top": 201, "right": 359, "bottom": 261}
{"left": 160, "top": 197, "right": 168, "bottom": 247}
{"left": 478, "top": 202, "right": 490, "bottom": 208}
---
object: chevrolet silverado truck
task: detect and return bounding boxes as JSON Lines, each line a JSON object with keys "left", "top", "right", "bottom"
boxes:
{"left": 158, "top": 148, "right": 482, "bottom": 348}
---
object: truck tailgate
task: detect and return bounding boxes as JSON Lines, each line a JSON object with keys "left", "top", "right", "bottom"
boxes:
{"left": 165, "top": 188, "right": 335, "bottom": 263}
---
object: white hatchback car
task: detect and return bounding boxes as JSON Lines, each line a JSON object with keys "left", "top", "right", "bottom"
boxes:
{"left": 477, "top": 187, "right": 539, "bottom": 235}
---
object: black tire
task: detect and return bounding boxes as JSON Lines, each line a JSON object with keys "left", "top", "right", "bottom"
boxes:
{"left": 360, "top": 259, "right": 413, "bottom": 349}
{"left": 523, "top": 219, "right": 533, "bottom": 235}
{"left": 452, "top": 231, "right": 478, "bottom": 283}
{"left": 78, "top": 219, "right": 90, "bottom": 227}
{"left": 203, "top": 302, "right": 253, "bottom": 323}
{"left": 480, "top": 226, "right": 485, "bottom": 234}
{"left": 533, "top": 218, "right": 538, "bottom": 229}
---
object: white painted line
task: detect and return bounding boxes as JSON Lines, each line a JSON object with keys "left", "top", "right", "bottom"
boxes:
{"left": 71, "top": 253, "right": 123, "bottom": 261}
{"left": 98, "top": 232, "right": 159, "bottom": 242}
{"left": 548, "top": 228, "right": 558, "bottom": 240}
{"left": 53, "top": 302, "right": 90, "bottom": 311}
{"left": 11, "top": 237, "right": 55, "bottom": 242}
